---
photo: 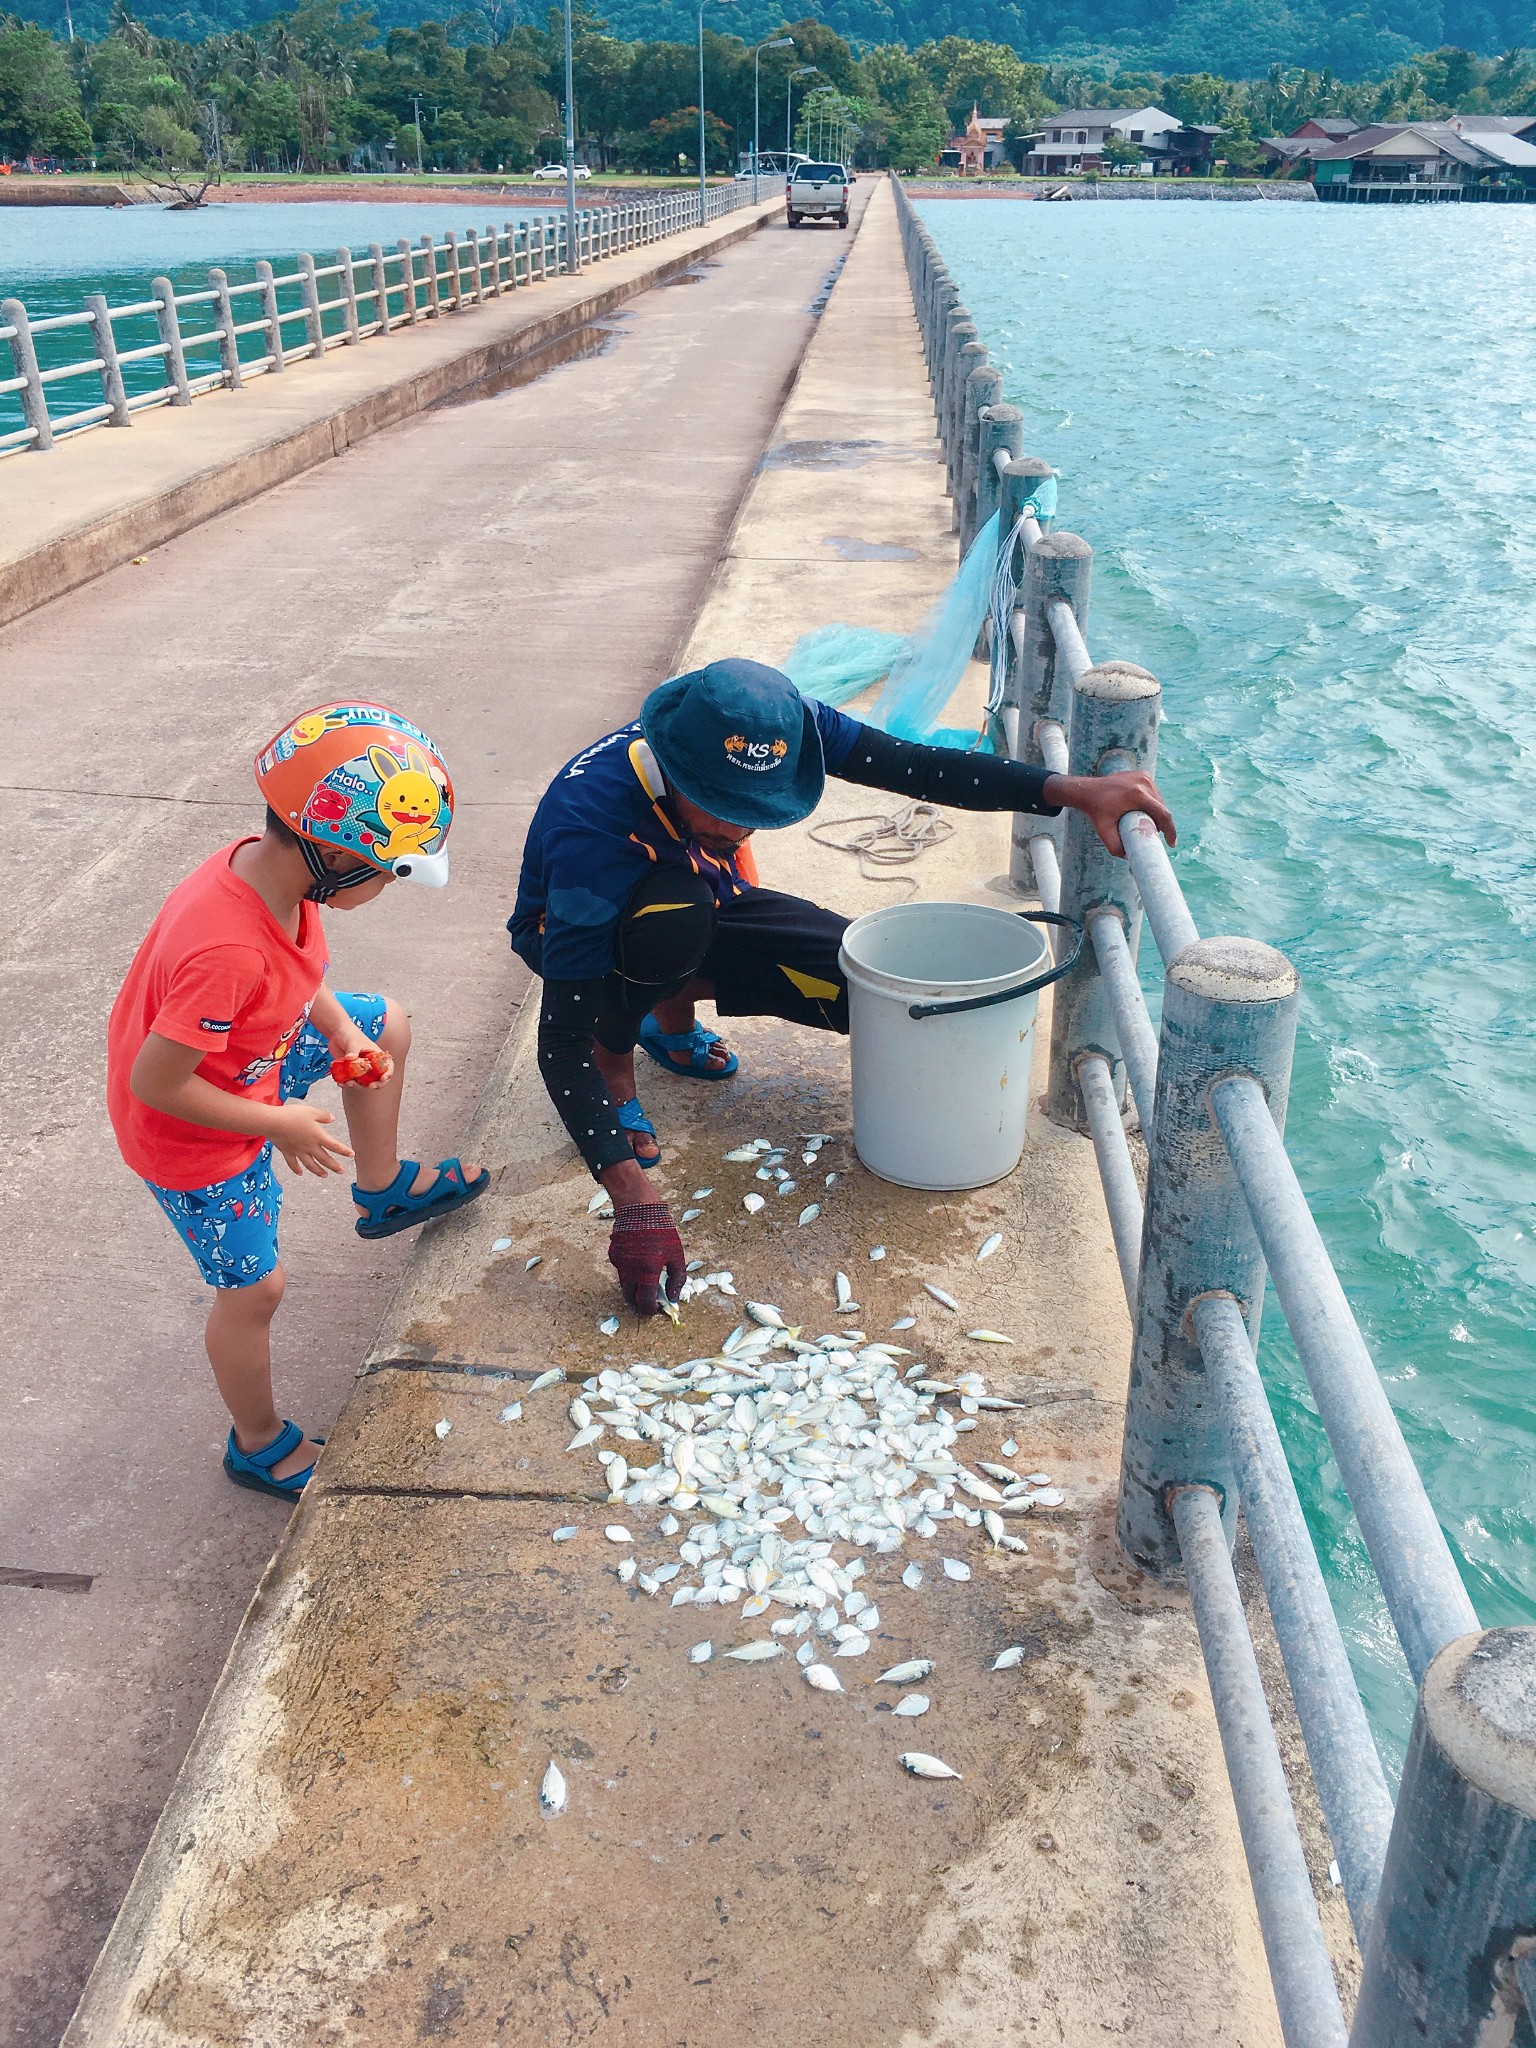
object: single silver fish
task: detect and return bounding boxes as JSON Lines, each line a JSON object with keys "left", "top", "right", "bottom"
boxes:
{"left": 900, "top": 1752, "right": 961, "bottom": 1781}
{"left": 724, "top": 1640, "right": 781, "bottom": 1662}
{"left": 723, "top": 1146, "right": 760, "bottom": 1162}
{"left": 902, "top": 1562, "right": 924, "bottom": 1590}
{"left": 568, "top": 1397, "right": 592, "bottom": 1428}
{"left": 743, "top": 1193, "right": 765, "bottom": 1214}
{"left": 924, "top": 1284, "right": 960, "bottom": 1312}
{"left": 681, "top": 1208, "right": 703, "bottom": 1223}
{"left": 604, "top": 1525, "right": 633, "bottom": 1544}
{"left": 992, "top": 1646, "right": 1026, "bottom": 1670}
{"left": 1001, "top": 1437, "right": 1019, "bottom": 1458}
{"left": 525, "top": 1254, "right": 543, "bottom": 1271}
{"left": 689, "top": 1640, "right": 714, "bottom": 1664}
{"left": 892, "top": 1693, "right": 929, "bottom": 1717}
{"left": 551, "top": 1525, "right": 578, "bottom": 1542}
{"left": 598, "top": 1316, "right": 620, "bottom": 1337}
{"left": 616, "top": 1557, "right": 636, "bottom": 1583}
{"left": 798, "top": 1205, "right": 820, "bottom": 1227}
{"left": 891, "top": 1317, "right": 917, "bottom": 1331}
{"left": 492, "top": 1237, "right": 513, "bottom": 1252}
{"left": 746, "top": 1301, "right": 785, "bottom": 1328}
{"left": 692, "top": 1188, "right": 714, "bottom": 1200}
{"left": 1029, "top": 1486, "right": 1066, "bottom": 1508}
{"left": 588, "top": 1189, "right": 613, "bottom": 1215}
{"left": 803, "top": 1663, "right": 843, "bottom": 1692}
{"left": 869, "top": 1245, "right": 887, "bottom": 1261}
{"left": 567, "top": 1424, "right": 603, "bottom": 1450}
{"left": 878, "top": 1659, "right": 934, "bottom": 1683}
{"left": 540, "top": 1759, "right": 568, "bottom": 1813}
{"left": 499, "top": 1402, "right": 523, "bottom": 1424}
{"left": 942, "top": 1558, "right": 972, "bottom": 1582}
{"left": 966, "top": 1329, "right": 1014, "bottom": 1344}
{"left": 433, "top": 1418, "right": 452, "bottom": 1439}
{"left": 528, "top": 1368, "right": 565, "bottom": 1393}
{"left": 977, "top": 1233, "right": 1003, "bottom": 1262}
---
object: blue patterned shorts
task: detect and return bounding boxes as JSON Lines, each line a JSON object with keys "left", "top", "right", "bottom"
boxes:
{"left": 146, "top": 991, "right": 387, "bottom": 1289}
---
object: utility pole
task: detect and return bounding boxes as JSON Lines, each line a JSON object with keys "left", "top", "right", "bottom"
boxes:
{"left": 412, "top": 93, "right": 424, "bottom": 174}
{"left": 563, "top": 0, "right": 578, "bottom": 272}
{"left": 751, "top": 37, "right": 792, "bottom": 204}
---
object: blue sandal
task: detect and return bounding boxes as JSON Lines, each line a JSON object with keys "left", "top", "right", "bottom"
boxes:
{"left": 616, "top": 1096, "right": 662, "bottom": 1170}
{"left": 223, "top": 1419, "right": 322, "bottom": 1504}
{"left": 637, "top": 1016, "right": 739, "bottom": 1081}
{"left": 352, "top": 1156, "right": 489, "bottom": 1240}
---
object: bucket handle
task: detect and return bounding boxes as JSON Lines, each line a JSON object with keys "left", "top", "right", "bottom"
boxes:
{"left": 906, "top": 911, "right": 1085, "bottom": 1021}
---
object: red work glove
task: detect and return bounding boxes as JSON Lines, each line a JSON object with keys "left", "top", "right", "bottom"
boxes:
{"left": 608, "top": 1201, "right": 687, "bottom": 1316}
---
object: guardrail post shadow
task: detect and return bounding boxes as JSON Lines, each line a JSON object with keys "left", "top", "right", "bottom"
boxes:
{"left": 208, "top": 269, "right": 243, "bottom": 389}
{"left": 151, "top": 276, "right": 192, "bottom": 405}
{"left": 255, "top": 262, "right": 286, "bottom": 368}
{"left": 1048, "top": 661, "right": 1160, "bottom": 1128}
{"left": 959, "top": 364, "right": 1003, "bottom": 552}
{"left": 336, "top": 249, "right": 361, "bottom": 343}
{"left": 297, "top": 253, "right": 326, "bottom": 354}
{"left": 2, "top": 298, "right": 54, "bottom": 448}
{"left": 84, "top": 292, "right": 132, "bottom": 424}
{"left": 1351, "top": 1626, "right": 1536, "bottom": 2048}
{"left": 1118, "top": 935, "right": 1301, "bottom": 1577}
{"left": 1009, "top": 529, "right": 1090, "bottom": 890}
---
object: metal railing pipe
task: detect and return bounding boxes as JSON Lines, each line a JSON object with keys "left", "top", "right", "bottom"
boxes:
{"left": 151, "top": 277, "right": 191, "bottom": 405}
{"left": 1048, "top": 661, "right": 1160, "bottom": 1128}
{"left": 1009, "top": 532, "right": 1090, "bottom": 890}
{"left": 1210, "top": 1075, "right": 1478, "bottom": 1679}
{"left": 1078, "top": 1051, "right": 1143, "bottom": 1313}
{"left": 1123, "top": 810, "right": 1199, "bottom": 960}
{"left": 1193, "top": 1293, "right": 1394, "bottom": 1942}
{"left": 1351, "top": 1627, "right": 1536, "bottom": 2048}
{"left": 1171, "top": 1485, "right": 1351, "bottom": 2048}
{"left": 84, "top": 295, "right": 131, "bottom": 426}
{"left": 1119, "top": 936, "right": 1300, "bottom": 1574}
{"left": 1086, "top": 907, "right": 1159, "bottom": 1131}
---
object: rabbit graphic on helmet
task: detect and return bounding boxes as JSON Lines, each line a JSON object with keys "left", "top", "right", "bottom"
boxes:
{"left": 358, "top": 743, "right": 444, "bottom": 866}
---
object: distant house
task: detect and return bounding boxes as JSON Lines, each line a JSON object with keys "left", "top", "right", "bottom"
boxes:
{"left": 938, "top": 106, "right": 1011, "bottom": 175}
{"left": 1018, "top": 106, "right": 1181, "bottom": 175}
{"left": 1308, "top": 120, "right": 1536, "bottom": 199}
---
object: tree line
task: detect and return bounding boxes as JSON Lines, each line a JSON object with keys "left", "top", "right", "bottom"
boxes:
{"left": 0, "top": 0, "right": 1530, "bottom": 177}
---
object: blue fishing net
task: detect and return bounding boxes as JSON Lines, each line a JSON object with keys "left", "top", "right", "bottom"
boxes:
{"left": 780, "top": 512, "right": 1002, "bottom": 750}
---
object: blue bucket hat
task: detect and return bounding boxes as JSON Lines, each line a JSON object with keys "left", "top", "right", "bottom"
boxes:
{"left": 640, "top": 659, "right": 825, "bottom": 830}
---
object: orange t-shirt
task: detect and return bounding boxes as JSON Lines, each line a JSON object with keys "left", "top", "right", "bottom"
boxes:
{"left": 107, "top": 841, "right": 328, "bottom": 1190}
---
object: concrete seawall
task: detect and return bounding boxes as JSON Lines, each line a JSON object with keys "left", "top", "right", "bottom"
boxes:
{"left": 60, "top": 180, "right": 1319, "bottom": 2047}
{"left": 0, "top": 196, "right": 779, "bottom": 631}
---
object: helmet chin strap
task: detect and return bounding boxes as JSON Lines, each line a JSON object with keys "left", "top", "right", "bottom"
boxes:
{"left": 299, "top": 837, "right": 379, "bottom": 904}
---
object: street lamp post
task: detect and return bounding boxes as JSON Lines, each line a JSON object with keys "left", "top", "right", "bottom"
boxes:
{"left": 787, "top": 65, "right": 815, "bottom": 169}
{"left": 563, "top": 0, "right": 579, "bottom": 273}
{"left": 752, "top": 38, "right": 793, "bottom": 203}
{"left": 411, "top": 92, "right": 424, "bottom": 175}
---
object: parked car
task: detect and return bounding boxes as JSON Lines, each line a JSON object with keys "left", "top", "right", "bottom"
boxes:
{"left": 532, "top": 162, "right": 591, "bottom": 181}
{"left": 786, "top": 160, "right": 849, "bottom": 227}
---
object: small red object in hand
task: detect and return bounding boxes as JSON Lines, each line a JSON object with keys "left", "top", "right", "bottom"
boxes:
{"left": 330, "top": 1045, "right": 393, "bottom": 1088}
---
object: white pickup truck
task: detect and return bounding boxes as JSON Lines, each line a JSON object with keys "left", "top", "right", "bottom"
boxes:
{"left": 786, "top": 160, "right": 850, "bottom": 229}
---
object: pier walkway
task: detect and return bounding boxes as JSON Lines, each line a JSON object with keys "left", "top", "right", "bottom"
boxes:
{"left": 57, "top": 181, "right": 1296, "bottom": 2046}
{"left": 0, "top": 197, "right": 857, "bottom": 2046}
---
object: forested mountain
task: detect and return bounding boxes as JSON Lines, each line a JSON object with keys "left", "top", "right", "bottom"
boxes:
{"left": 10, "top": 0, "right": 1534, "bottom": 77}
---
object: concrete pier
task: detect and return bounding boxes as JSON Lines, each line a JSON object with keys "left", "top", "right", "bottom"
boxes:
{"left": 48, "top": 182, "right": 1308, "bottom": 2046}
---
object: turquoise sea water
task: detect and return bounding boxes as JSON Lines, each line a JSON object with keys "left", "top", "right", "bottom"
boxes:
{"left": 919, "top": 197, "right": 1536, "bottom": 1761}
{"left": 0, "top": 201, "right": 555, "bottom": 434}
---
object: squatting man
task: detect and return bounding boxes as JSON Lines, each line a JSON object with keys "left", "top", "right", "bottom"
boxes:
{"left": 510, "top": 659, "right": 1174, "bottom": 1317}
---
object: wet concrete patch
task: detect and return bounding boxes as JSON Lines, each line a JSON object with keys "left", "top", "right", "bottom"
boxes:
{"left": 821, "top": 533, "right": 920, "bottom": 561}
{"left": 657, "top": 262, "right": 718, "bottom": 287}
{"left": 758, "top": 438, "right": 935, "bottom": 472}
{"left": 435, "top": 316, "right": 624, "bottom": 407}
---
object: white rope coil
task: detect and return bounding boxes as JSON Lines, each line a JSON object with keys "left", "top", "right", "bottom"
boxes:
{"left": 808, "top": 799, "right": 955, "bottom": 901}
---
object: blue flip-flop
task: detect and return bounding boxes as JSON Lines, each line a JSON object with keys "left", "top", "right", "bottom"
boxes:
{"left": 637, "top": 1016, "right": 739, "bottom": 1081}
{"left": 616, "top": 1096, "right": 662, "bottom": 1169}
{"left": 223, "top": 1419, "right": 323, "bottom": 1504}
{"left": 352, "top": 1156, "right": 489, "bottom": 1240}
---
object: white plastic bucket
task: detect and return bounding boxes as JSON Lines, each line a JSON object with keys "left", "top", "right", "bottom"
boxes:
{"left": 839, "top": 900, "right": 1065, "bottom": 1191}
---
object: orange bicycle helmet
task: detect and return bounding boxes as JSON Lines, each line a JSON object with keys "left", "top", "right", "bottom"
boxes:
{"left": 255, "top": 703, "right": 454, "bottom": 901}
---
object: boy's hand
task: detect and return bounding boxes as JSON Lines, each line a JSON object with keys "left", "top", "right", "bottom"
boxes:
{"left": 271, "top": 1102, "right": 355, "bottom": 1178}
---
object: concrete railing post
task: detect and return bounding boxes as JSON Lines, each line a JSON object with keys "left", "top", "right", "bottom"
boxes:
{"left": 151, "top": 276, "right": 191, "bottom": 404}
{"left": 2, "top": 298, "right": 54, "bottom": 448}
{"left": 397, "top": 240, "right": 419, "bottom": 323}
{"left": 1117, "top": 936, "right": 1300, "bottom": 1577}
{"left": 419, "top": 236, "right": 441, "bottom": 317}
{"left": 485, "top": 225, "right": 501, "bottom": 295}
{"left": 84, "top": 293, "right": 132, "bottom": 425}
{"left": 937, "top": 301, "right": 967, "bottom": 425}
{"left": 297, "top": 253, "right": 325, "bottom": 353}
{"left": 335, "top": 248, "right": 360, "bottom": 343}
{"left": 1352, "top": 1627, "right": 1536, "bottom": 2048}
{"left": 1009, "top": 531, "right": 1091, "bottom": 889}
{"left": 369, "top": 243, "right": 390, "bottom": 329}
{"left": 254, "top": 261, "right": 285, "bottom": 367}
{"left": 1048, "top": 662, "right": 1160, "bottom": 1127}
{"left": 467, "top": 226, "right": 485, "bottom": 304}
{"left": 943, "top": 324, "right": 980, "bottom": 492}
{"left": 976, "top": 401, "right": 1023, "bottom": 543}
{"left": 208, "top": 268, "right": 243, "bottom": 389}
{"left": 445, "top": 232, "right": 464, "bottom": 311}
{"left": 959, "top": 363, "right": 1003, "bottom": 549}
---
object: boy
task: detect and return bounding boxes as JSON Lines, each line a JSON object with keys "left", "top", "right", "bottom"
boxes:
{"left": 108, "top": 703, "right": 487, "bottom": 1505}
